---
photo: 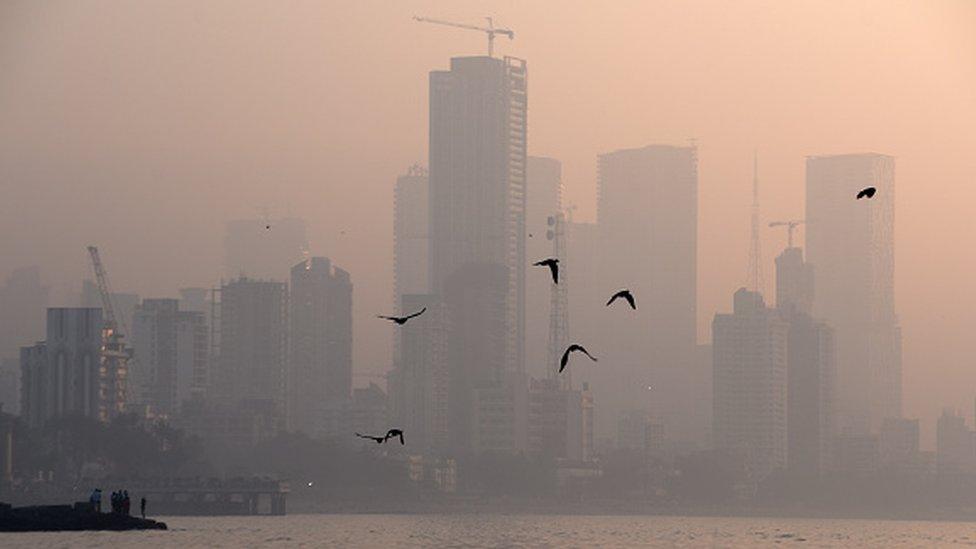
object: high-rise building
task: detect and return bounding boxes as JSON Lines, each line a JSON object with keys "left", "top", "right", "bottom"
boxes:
{"left": 214, "top": 277, "right": 288, "bottom": 428}
{"left": 713, "top": 289, "right": 789, "bottom": 481}
{"left": 394, "top": 165, "right": 429, "bottom": 311}
{"left": 527, "top": 377, "right": 592, "bottom": 461}
{"left": 596, "top": 144, "right": 698, "bottom": 443}
{"left": 288, "top": 257, "right": 352, "bottom": 436}
{"left": 428, "top": 55, "right": 527, "bottom": 454}
{"left": 785, "top": 312, "right": 835, "bottom": 477}
{"left": 428, "top": 55, "right": 527, "bottom": 377}
{"left": 879, "top": 417, "right": 921, "bottom": 473}
{"left": 805, "top": 153, "right": 900, "bottom": 434}
{"left": 327, "top": 383, "right": 388, "bottom": 442}
{"left": 831, "top": 434, "right": 880, "bottom": 476}
{"left": 130, "top": 298, "right": 208, "bottom": 419}
{"left": 471, "top": 370, "right": 529, "bottom": 454}
{"left": 393, "top": 165, "right": 430, "bottom": 385}
{"left": 0, "top": 266, "right": 49, "bottom": 363}
{"left": 20, "top": 308, "right": 103, "bottom": 428}
{"left": 223, "top": 217, "right": 308, "bottom": 281}
{"left": 0, "top": 358, "right": 18, "bottom": 414}
{"left": 525, "top": 157, "right": 562, "bottom": 378}
{"left": 775, "top": 247, "right": 815, "bottom": 315}
{"left": 443, "top": 263, "right": 510, "bottom": 452}
{"left": 389, "top": 294, "right": 448, "bottom": 454}
{"left": 178, "top": 287, "right": 210, "bottom": 314}
{"left": 775, "top": 245, "right": 836, "bottom": 478}
{"left": 936, "top": 409, "right": 975, "bottom": 476}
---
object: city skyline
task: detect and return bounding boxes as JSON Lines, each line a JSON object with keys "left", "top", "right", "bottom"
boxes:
{"left": 1, "top": 1, "right": 974, "bottom": 449}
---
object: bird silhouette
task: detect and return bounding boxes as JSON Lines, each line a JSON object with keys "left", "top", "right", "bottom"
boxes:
{"left": 856, "top": 187, "right": 876, "bottom": 199}
{"left": 377, "top": 307, "right": 427, "bottom": 325}
{"left": 265, "top": 225, "right": 271, "bottom": 230}
{"left": 606, "top": 289, "right": 637, "bottom": 309}
{"left": 355, "top": 432, "right": 386, "bottom": 444}
{"left": 560, "top": 344, "right": 597, "bottom": 373}
{"left": 534, "top": 258, "right": 559, "bottom": 284}
{"left": 384, "top": 429, "right": 405, "bottom": 445}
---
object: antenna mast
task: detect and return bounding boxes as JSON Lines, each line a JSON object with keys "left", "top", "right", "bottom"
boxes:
{"left": 746, "top": 151, "right": 763, "bottom": 294}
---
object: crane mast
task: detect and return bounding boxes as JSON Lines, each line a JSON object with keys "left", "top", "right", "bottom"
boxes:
{"left": 414, "top": 15, "right": 514, "bottom": 57}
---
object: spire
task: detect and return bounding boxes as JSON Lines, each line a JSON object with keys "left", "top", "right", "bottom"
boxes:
{"left": 746, "top": 150, "right": 763, "bottom": 294}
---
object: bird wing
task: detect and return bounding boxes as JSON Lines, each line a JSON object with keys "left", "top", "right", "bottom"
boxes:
{"left": 559, "top": 348, "right": 571, "bottom": 373}
{"left": 607, "top": 290, "right": 627, "bottom": 306}
{"left": 550, "top": 263, "right": 559, "bottom": 284}
{"left": 624, "top": 292, "right": 636, "bottom": 309}
{"left": 376, "top": 315, "right": 397, "bottom": 321}
{"left": 577, "top": 346, "right": 598, "bottom": 362}
{"left": 405, "top": 307, "right": 427, "bottom": 320}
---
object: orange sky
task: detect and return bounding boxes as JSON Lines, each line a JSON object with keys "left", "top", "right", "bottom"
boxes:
{"left": 1, "top": 0, "right": 974, "bottom": 445}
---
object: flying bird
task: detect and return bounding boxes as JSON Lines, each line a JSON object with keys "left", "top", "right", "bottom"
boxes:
{"left": 606, "top": 289, "right": 637, "bottom": 310}
{"left": 265, "top": 225, "right": 271, "bottom": 230}
{"left": 377, "top": 307, "right": 427, "bottom": 325}
{"left": 355, "top": 432, "right": 386, "bottom": 444}
{"left": 385, "top": 429, "right": 405, "bottom": 445}
{"left": 560, "top": 344, "right": 598, "bottom": 373}
{"left": 534, "top": 258, "right": 559, "bottom": 284}
{"left": 856, "top": 187, "right": 876, "bottom": 199}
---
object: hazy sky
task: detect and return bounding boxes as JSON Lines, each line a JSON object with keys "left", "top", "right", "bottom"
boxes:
{"left": 1, "top": 0, "right": 973, "bottom": 445}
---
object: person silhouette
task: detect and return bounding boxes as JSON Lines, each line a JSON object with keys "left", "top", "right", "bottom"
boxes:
{"left": 140, "top": 496, "right": 147, "bottom": 519}
{"left": 90, "top": 488, "right": 102, "bottom": 513}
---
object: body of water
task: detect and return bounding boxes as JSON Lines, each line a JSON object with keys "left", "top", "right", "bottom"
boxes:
{"left": 4, "top": 514, "right": 976, "bottom": 547}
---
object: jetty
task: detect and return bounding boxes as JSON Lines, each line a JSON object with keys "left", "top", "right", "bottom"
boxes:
{"left": 0, "top": 502, "right": 167, "bottom": 532}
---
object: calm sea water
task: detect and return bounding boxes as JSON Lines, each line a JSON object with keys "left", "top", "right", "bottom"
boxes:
{"left": 4, "top": 514, "right": 976, "bottom": 548}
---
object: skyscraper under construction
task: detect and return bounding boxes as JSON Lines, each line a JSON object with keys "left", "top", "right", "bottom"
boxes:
{"left": 428, "top": 55, "right": 527, "bottom": 451}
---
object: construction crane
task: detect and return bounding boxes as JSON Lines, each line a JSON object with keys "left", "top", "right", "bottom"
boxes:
{"left": 86, "top": 246, "right": 120, "bottom": 332}
{"left": 768, "top": 219, "right": 805, "bottom": 248}
{"left": 87, "top": 245, "right": 133, "bottom": 420}
{"left": 414, "top": 16, "right": 514, "bottom": 57}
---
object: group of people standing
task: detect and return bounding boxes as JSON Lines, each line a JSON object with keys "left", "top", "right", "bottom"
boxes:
{"left": 89, "top": 488, "right": 147, "bottom": 519}
{"left": 110, "top": 490, "right": 131, "bottom": 515}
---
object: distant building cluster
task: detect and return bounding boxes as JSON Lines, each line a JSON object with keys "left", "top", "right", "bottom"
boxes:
{"left": 4, "top": 50, "right": 964, "bottom": 498}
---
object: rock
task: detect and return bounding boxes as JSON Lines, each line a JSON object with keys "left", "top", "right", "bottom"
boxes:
{"left": 0, "top": 502, "right": 168, "bottom": 532}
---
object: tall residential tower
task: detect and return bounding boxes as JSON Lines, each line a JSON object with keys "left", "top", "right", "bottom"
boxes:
{"left": 805, "top": 153, "right": 900, "bottom": 434}
{"left": 289, "top": 257, "right": 352, "bottom": 436}
{"left": 595, "top": 144, "right": 698, "bottom": 443}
